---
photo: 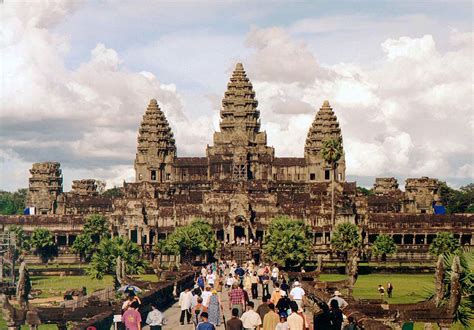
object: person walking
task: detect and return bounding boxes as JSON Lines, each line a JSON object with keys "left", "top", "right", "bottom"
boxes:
{"left": 202, "top": 286, "right": 213, "bottom": 308}
{"left": 241, "top": 301, "right": 262, "bottom": 330}
{"left": 179, "top": 287, "right": 193, "bottom": 325}
{"left": 313, "top": 303, "right": 331, "bottom": 330}
{"left": 244, "top": 272, "right": 252, "bottom": 293}
{"left": 286, "top": 302, "right": 303, "bottom": 330}
{"left": 328, "top": 290, "right": 348, "bottom": 309}
{"left": 270, "top": 283, "right": 282, "bottom": 305}
{"left": 256, "top": 295, "right": 271, "bottom": 321}
{"left": 276, "top": 291, "right": 291, "bottom": 316}
{"left": 262, "top": 303, "right": 279, "bottom": 330}
{"left": 289, "top": 281, "right": 305, "bottom": 311}
{"left": 206, "top": 290, "right": 223, "bottom": 326}
{"left": 387, "top": 282, "right": 393, "bottom": 298}
{"left": 145, "top": 303, "right": 164, "bottom": 330}
{"left": 228, "top": 283, "right": 245, "bottom": 317}
{"left": 192, "top": 296, "right": 206, "bottom": 325}
{"left": 196, "top": 312, "right": 216, "bottom": 330}
{"left": 251, "top": 271, "right": 259, "bottom": 299}
{"left": 329, "top": 299, "right": 343, "bottom": 330}
{"left": 123, "top": 301, "right": 142, "bottom": 330}
{"left": 378, "top": 284, "right": 385, "bottom": 299}
{"left": 226, "top": 308, "right": 244, "bottom": 330}
{"left": 276, "top": 314, "right": 289, "bottom": 330}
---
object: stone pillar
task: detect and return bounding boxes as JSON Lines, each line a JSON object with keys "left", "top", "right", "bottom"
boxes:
{"left": 66, "top": 234, "right": 70, "bottom": 246}
{"left": 54, "top": 234, "right": 58, "bottom": 244}
{"left": 244, "top": 227, "right": 249, "bottom": 244}
{"left": 229, "top": 226, "right": 235, "bottom": 243}
{"left": 138, "top": 228, "right": 143, "bottom": 245}
{"left": 424, "top": 233, "right": 427, "bottom": 245}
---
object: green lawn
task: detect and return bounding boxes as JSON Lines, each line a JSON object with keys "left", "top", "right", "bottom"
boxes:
{"left": 30, "top": 275, "right": 113, "bottom": 298}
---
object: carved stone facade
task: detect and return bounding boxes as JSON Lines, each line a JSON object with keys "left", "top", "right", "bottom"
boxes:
{"left": 5, "top": 63, "right": 473, "bottom": 262}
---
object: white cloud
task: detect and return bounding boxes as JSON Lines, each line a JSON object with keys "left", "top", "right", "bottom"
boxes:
{"left": 244, "top": 27, "right": 473, "bottom": 181}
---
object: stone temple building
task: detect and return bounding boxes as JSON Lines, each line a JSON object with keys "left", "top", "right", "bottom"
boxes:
{"left": 1, "top": 63, "right": 472, "bottom": 263}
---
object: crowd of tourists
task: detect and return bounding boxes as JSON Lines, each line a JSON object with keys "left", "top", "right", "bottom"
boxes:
{"left": 119, "top": 259, "right": 356, "bottom": 330}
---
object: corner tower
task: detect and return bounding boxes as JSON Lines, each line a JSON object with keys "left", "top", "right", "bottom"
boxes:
{"left": 134, "top": 99, "right": 176, "bottom": 182}
{"left": 207, "top": 63, "right": 274, "bottom": 181}
{"left": 305, "top": 100, "right": 346, "bottom": 182}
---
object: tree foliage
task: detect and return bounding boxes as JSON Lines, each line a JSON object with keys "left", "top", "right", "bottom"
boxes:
{"left": 102, "top": 187, "right": 124, "bottom": 198}
{"left": 7, "top": 225, "right": 30, "bottom": 253}
{"left": 439, "top": 182, "right": 474, "bottom": 214}
{"left": 372, "top": 234, "right": 397, "bottom": 260}
{"left": 72, "top": 214, "right": 109, "bottom": 261}
{"left": 357, "top": 186, "right": 374, "bottom": 196}
{"left": 30, "top": 228, "right": 56, "bottom": 262}
{"left": 158, "top": 219, "right": 217, "bottom": 259}
{"left": 87, "top": 236, "right": 147, "bottom": 280}
{"left": 262, "top": 216, "right": 312, "bottom": 267}
{"left": 331, "top": 223, "right": 361, "bottom": 253}
{"left": 0, "top": 189, "right": 27, "bottom": 215}
{"left": 429, "top": 232, "right": 460, "bottom": 256}
{"left": 321, "top": 138, "right": 343, "bottom": 167}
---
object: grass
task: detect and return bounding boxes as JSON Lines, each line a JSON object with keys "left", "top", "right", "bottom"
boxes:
{"left": 30, "top": 275, "right": 113, "bottom": 298}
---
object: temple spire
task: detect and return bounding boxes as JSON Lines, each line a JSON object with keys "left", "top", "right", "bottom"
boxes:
{"left": 134, "top": 99, "right": 176, "bottom": 182}
{"left": 219, "top": 63, "right": 260, "bottom": 138}
{"left": 305, "top": 100, "right": 346, "bottom": 182}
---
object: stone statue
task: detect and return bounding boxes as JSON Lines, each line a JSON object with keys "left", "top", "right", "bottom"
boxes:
{"left": 447, "top": 256, "right": 461, "bottom": 315}
{"left": 16, "top": 260, "right": 30, "bottom": 309}
{"left": 434, "top": 255, "right": 445, "bottom": 306}
{"left": 317, "top": 254, "right": 323, "bottom": 272}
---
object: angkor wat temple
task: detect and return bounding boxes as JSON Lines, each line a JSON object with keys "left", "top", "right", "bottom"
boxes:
{"left": 1, "top": 63, "right": 472, "bottom": 262}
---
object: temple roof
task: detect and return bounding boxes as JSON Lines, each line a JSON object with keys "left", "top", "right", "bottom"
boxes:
{"left": 305, "top": 100, "right": 343, "bottom": 155}
{"left": 219, "top": 63, "right": 260, "bottom": 135}
{"left": 136, "top": 99, "right": 176, "bottom": 154}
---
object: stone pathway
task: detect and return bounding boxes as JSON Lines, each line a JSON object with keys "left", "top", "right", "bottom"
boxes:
{"left": 141, "top": 284, "right": 313, "bottom": 330}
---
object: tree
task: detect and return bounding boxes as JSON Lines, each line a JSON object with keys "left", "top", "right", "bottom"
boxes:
{"left": 357, "top": 186, "right": 374, "bottom": 196}
{"left": 321, "top": 138, "right": 343, "bottom": 224}
{"left": 7, "top": 225, "right": 30, "bottom": 254}
{"left": 439, "top": 182, "right": 474, "bottom": 214}
{"left": 72, "top": 214, "right": 109, "bottom": 261}
{"left": 158, "top": 219, "right": 217, "bottom": 262}
{"left": 262, "top": 216, "right": 312, "bottom": 267}
{"left": 87, "top": 236, "right": 147, "bottom": 280}
{"left": 372, "top": 234, "right": 397, "bottom": 261}
{"left": 0, "top": 189, "right": 27, "bottom": 215}
{"left": 102, "top": 187, "right": 124, "bottom": 198}
{"left": 331, "top": 223, "right": 361, "bottom": 270}
{"left": 429, "top": 232, "right": 460, "bottom": 256}
{"left": 30, "top": 228, "right": 56, "bottom": 262}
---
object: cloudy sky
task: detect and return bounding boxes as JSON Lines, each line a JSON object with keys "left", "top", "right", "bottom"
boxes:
{"left": 0, "top": 0, "right": 472, "bottom": 191}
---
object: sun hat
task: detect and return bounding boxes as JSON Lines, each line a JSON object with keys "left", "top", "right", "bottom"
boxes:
{"left": 334, "top": 290, "right": 341, "bottom": 296}
{"left": 212, "top": 289, "right": 217, "bottom": 294}
{"left": 281, "top": 291, "right": 287, "bottom": 296}
{"left": 293, "top": 281, "right": 301, "bottom": 286}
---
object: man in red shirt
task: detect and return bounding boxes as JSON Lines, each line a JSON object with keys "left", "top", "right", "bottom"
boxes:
{"left": 123, "top": 301, "right": 142, "bottom": 330}
{"left": 228, "top": 283, "right": 245, "bottom": 317}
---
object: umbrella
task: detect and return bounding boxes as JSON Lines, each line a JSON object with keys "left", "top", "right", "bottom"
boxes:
{"left": 118, "top": 285, "right": 142, "bottom": 293}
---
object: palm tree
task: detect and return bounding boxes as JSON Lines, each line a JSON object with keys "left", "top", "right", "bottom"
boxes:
{"left": 321, "top": 138, "right": 343, "bottom": 224}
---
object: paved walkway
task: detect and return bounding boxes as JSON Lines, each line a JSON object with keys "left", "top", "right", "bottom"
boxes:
{"left": 141, "top": 284, "right": 313, "bottom": 330}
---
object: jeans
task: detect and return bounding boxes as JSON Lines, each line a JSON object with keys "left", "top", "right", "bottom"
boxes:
{"left": 251, "top": 283, "right": 258, "bottom": 299}
{"left": 180, "top": 309, "right": 191, "bottom": 324}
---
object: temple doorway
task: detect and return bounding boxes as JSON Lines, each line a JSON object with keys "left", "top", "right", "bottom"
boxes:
{"left": 234, "top": 226, "right": 245, "bottom": 241}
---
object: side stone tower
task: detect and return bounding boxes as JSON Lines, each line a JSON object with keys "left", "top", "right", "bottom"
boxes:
{"left": 134, "top": 99, "right": 176, "bottom": 182}
{"left": 26, "top": 162, "right": 63, "bottom": 214}
{"left": 305, "top": 100, "right": 346, "bottom": 182}
{"left": 207, "top": 63, "right": 274, "bottom": 181}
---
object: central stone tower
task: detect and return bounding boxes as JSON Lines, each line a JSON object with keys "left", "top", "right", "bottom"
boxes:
{"left": 207, "top": 63, "right": 274, "bottom": 181}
